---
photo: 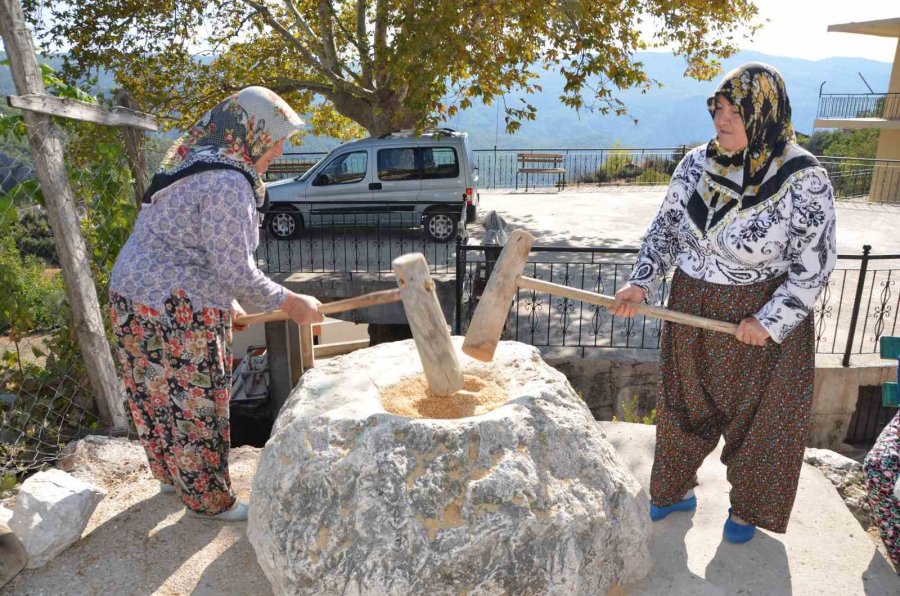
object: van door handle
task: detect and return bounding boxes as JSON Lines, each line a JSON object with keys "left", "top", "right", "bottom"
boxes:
{"left": 369, "top": 183, "right": 382, "bottom": 190}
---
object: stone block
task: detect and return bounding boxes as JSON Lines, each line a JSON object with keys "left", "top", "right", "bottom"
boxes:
{"left": 249, "top": 339, "right": 652, "bottom": 595}
{"left": 9, "top": 469, "right": 106, "bottom": 568}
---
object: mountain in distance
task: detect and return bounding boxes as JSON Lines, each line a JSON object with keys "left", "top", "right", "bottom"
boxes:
{"left": 450, "top": 50, "right": 892, "bottom": 149}
{"left": 2, "top": 50, "right": 891, "bottom": 151}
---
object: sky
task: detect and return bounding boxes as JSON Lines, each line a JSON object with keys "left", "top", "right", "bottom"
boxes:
{"left": 724, "top": 0, "right": 897, "bottom": 62}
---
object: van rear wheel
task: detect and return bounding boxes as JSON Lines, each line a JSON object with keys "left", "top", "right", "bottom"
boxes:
{"left": 423, "top": 211, "right": 458, "bottom": 243}
{"left": 267, "top": 210, "right": 302, "bottom": 240}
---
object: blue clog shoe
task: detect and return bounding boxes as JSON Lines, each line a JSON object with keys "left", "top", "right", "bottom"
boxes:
{"left": 723, "top": 508, "right": 756, "bottom": 543}
{"left": 649, "top": 495, "right": 697, "bottom": 521}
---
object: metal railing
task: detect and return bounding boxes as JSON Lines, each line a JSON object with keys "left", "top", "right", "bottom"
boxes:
{"left": 274, "top": 149, "right": 898, "bottom": 201}
{"left": 255, "top": 206, "right": 465, "bottom": 275}
{"left": 454, "top": 244, "right": 900, "bottom": 364}
{"left": 818, "top": 157, "right": 900, "bottom": 201}
{"left": 472, "top": 147, "right": 688, "bottom": 189}
{"left": 817, "top": 93, "right": 900, "bottom": 120}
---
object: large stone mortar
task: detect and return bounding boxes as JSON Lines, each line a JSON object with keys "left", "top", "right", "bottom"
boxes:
{"left": 248, "top": 339, "right": 652, "bottom": 595}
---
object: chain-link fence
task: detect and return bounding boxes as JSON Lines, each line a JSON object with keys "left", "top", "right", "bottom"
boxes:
{"left": 0, "top": 116, "right": 138, "bottom": 481}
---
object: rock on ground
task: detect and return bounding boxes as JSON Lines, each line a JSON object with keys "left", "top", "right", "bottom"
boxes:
{"left": 8, "top": 469, "right": 106, "bottom": 568}
{"left": 249, "top": 338, "right": 652, "bottom": 596}
{"left": 1, "top": 438, "right": 271, "bottom": 595}
{"left": 0, "top": 522, "right": 27, "bottom": 588}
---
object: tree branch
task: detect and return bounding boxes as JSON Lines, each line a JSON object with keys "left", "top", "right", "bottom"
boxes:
{"left": 240, "top": 0, "right": 374, "bottom": 100}
{"left": 356, "top": 0, "right": 373, "bottom": 85}
{"left": 373, "top": 0, "right": 388, "bottom": 89}
{"left": 316, "top": 0, "right": 340, "bottom": 72}
{"left": 282, "top": 0, "right": 328, "bottom": 65}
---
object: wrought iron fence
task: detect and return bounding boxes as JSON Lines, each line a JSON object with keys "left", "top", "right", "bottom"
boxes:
{"left": 471, "top": 147, "right": 688, "bottom": 190}
{"left": 817, "top": 93, "right": 900, "bottom": 120}
{"left": 818, "top": 157, "right": 900, "bottom": 201}
{"left": 275, "top": 149, "right": 897, "bottom": 201}
{"left": 455, "top": 244, "right": 900, "bottom": 362}
{"left": 256, "top": 206, "right": 465, "bottom": 275}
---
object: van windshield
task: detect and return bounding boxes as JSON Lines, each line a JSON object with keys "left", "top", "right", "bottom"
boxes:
{"left": 297, "top": 154, "right": 329, "bottom": 181}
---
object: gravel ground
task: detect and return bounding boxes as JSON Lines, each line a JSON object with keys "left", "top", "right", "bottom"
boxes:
{"left": 1, "top": 440, "right": 271, "bottom": 596}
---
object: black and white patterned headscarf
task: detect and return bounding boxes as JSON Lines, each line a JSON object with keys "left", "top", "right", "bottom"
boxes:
{"left": 144, "top": 86, "right": 304, "bottom": 209}
{"left": 704, "top": 62, "right": 797, "bottom": 197}
{"left": 683, "top": 62, "right": 821, "bottom": 234}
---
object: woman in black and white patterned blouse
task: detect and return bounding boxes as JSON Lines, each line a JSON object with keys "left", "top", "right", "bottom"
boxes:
{"left": 610, "top": 63, "right": 836, "bottom": 544}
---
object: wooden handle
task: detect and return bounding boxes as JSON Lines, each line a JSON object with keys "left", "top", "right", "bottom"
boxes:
{"left": 516, "top": 276, "right": 739, "bottom": 336}
{"left": 233, "top": 288, "right": 402, "bottom": 327}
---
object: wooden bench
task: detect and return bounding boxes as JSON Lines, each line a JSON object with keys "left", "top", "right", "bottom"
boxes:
{"left": 881, "top": 336, "right": 900, "bottom": 407}
{"left": 264, "top": 161, "right": 317, "bottom": 181}
{"left": 516, "top": 153, "right": 566, "bottom": 191}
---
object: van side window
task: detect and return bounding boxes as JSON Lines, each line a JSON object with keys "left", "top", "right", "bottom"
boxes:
{"left": 314, "top": 151, "right": 367, "bottom": 185}
{"left": 377, "top": 148, "right": 418, "bottom": 181}
{"left": 420, "top": 147, "right": 459, "bottom": 179}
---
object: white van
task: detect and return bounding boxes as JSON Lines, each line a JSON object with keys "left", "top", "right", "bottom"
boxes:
{"left": 264, "top": 129, "right": 479, "bottom": 242}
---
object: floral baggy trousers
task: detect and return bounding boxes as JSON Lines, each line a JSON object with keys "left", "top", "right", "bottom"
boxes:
{"left": 110, "top": 290, "right": 236, "bottom": 516}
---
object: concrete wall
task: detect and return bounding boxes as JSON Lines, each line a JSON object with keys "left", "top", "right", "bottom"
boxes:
{"left": 871, "top": 38, "right": 900, "bottom": 204}
{"left": 809, "top": 356, "right": 897, "bottom": 448}
{"left": 543, "top": 349, "right": 897, "bottom": 450}
{"left": 544, "top": 349, "right": 661, "bottom": 422}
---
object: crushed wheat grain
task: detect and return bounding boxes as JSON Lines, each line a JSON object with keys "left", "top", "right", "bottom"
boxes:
{"left": 380, "top": 374, "right": 508, "bottom": 419}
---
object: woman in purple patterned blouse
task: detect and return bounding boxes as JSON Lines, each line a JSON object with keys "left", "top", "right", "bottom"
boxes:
{"left": 109, "top": 87, "right": 322, "bottom": 521}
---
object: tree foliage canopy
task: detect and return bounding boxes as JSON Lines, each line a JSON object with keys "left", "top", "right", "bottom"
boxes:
{"left": 23, "top": 0, "right": 759, "bottom": 137}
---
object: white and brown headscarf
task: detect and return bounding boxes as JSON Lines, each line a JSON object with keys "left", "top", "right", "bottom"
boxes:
{"left": 144, "top": 86, "right": 304, "bottom": 210}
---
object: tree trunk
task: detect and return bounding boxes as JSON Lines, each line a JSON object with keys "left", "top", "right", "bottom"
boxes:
{"left": 116, "top": 91, "right": 149, "bottom": 208}
{"left": 327, "top": 88, "right": 419, "bottom": 137}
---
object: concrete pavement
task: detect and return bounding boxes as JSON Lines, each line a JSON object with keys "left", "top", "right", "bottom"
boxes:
{"left": 475, "top": 188, "right": 900, "bottom": 257}
{"left": 600, "top": 421, "right": 899, "bottom": 596}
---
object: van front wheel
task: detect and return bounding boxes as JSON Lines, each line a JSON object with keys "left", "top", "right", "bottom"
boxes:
{"left": 423, "top": 212, "right": 458, "bottom": 243}
{"left": 267, "top": 210, "right": 302, "bottom": 240}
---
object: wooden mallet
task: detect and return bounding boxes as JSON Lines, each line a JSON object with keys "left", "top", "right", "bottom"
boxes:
{"left": 234, "top": 254, "right": 464, "bottom": 396}
{"left": 461, "top": 230, "right": 739, "bottom": 362}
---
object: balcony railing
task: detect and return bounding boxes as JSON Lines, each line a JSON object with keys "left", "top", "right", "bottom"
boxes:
{"left": 817, "top": 93, "right": 900, "bottom": 120}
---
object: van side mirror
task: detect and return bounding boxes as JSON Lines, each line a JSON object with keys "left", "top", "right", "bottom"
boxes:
{"left": 313, "top": 173, "right": 329, "bottom": 186}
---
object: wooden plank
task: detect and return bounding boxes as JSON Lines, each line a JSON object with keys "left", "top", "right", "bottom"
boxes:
{"left": 299, "top": 323, "right": 315, "bottom": 371}
{"left": 314, "top": 339, "right": 370, "bottom": 359}
{"left": 8, "top": 93, "right": 158, "bottom": 131}
{"left": 516, "top": 153, "right": 563, "bottom": 159}
{"left": 116, "top": 91, "right": 150, "bottom": 206}
{"left": 0, "top": 0, "right": 129, "bottom": 428}
{"left": 264, "top": 321, "right": 302, "bottom": 416}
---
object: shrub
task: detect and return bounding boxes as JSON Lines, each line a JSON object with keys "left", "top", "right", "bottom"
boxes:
{"left": 0, "top": 233, "right": 67, "bottom": 333}
{"left": 612, "top": 395, "right": 657, "bottom": 425}
{"left": 636, "top": 168, "right": 670, "bottom": 185}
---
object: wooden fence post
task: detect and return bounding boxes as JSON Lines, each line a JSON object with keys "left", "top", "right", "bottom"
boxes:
{"left": 0, "top": 0, "right": 129, "bottom": 429}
